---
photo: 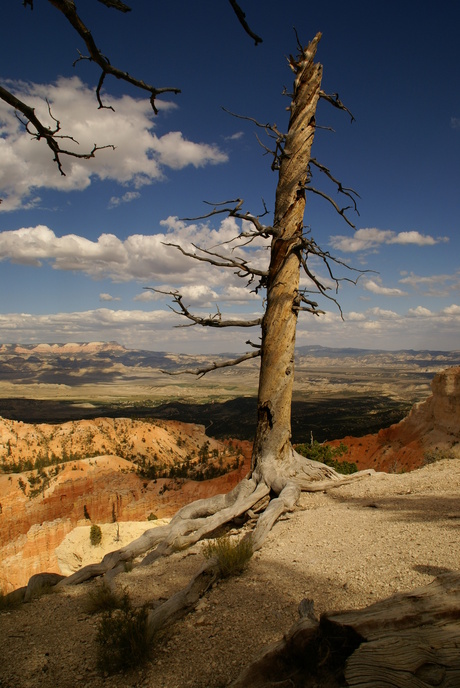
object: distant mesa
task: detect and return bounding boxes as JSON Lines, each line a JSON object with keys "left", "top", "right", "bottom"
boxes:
{"left": 0, "top": 341, "right": 127, "bottom": 355}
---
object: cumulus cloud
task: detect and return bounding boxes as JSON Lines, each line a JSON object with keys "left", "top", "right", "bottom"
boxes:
{"left": 296, "top": 303, "right": 460, "bottom": 351}
{"left": 224, "top": 131, "right": 244, "bottom": 141}
{"left": 99, "top": 293, "right": 120, "bottom": 302}
{"left": 0, "top": 77, "right": 228, "bottom": 211}
{"left": 0, "top": 217, "right": 270, "bottom": 303}
{"left": 1, "top": 301, "right": 459, "bottom": 353}
{"left": 330, "top": 227, "right": 449, "bottom": 253}
{"left": 108, "top": 192, "right": 141, "bottom": 209}
{"left": 0, "top": 307, "right": 260, "bottom": 352}
{"left": 398, "top": 271, "right": 460, "bottom": 297}
{"left": 362, "top": 279, "right": 407, "bottom": 297}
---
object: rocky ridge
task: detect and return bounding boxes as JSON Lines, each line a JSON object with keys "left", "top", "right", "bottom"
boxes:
{"left": 0, "top": 417, "right": 250, "bottom": 591}
{"left": 329, "top": 365, "right": 460, "bottom": 471}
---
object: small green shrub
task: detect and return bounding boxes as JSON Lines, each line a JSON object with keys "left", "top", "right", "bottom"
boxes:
{"left": 90, "top": 524, "right": 102, "bottom": 546}
{"left": 85, "top": 583, "right": 128, "bottom": 614}
{"left": 203, "top": 535, "right": 253, "bottom": 578}
{"left": 423, "top": 449, "right": 456, "bottom": 465}
{"left": 147, "top": 512, "right": 158, "bottom": 521}
{"left": 96, "top": 596, "right": 150, "bottom": 673}
{"left": 296, "top": 441, "right": 358, "bottom": 474}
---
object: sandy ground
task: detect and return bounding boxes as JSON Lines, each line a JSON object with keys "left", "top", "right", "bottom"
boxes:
{"left": 1, "top": 459, "right": 460, "bottom": 688}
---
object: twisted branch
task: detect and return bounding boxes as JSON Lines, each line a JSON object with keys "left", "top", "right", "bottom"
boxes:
{"left": 227, "top": 0, "right": 263, "bottom": 45}
{"left": 0, "top": 85, "right": 114, "bottom": 175}
{"left": 149, "top": 289, "right": 262, "bottom": 329}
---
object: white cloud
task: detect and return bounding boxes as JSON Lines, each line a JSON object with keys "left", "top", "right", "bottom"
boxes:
{"left": 1, "top": 301, "right": 460, "bottom": 353}
{"left": 362, "top": 279, "right": 407, "bottom": 297}
{"left": 398, "top": 271, "right": 460, "bottom": 297}
{"left": 224, "top": 131, "right": 244, "bottom": 141}
{"left": 99, "top": 293, "right": 120, "bottom": 302}
{"left": 451, "top": 117, "right": 460, "bottom": 129}
{"left": 149, "top": 131, "right": 227, "bottom": 169}
{"left": 108, "top": 192, "right": 141, "bottom": 209}
{"left": 407, "top": 306, "right": 432, "bottom": 317}
{"left": 0, "top": 217, "right": 268, "bottom": 292}
{"left": 330, "top": 227, "right": 449, "bottom": 253}
{"left": 296, "top": 303, "right": 460, "bottom": 351}
{"left": 0, "top": 308, "right": 259, "bottom": 352}
{"left": 0, "top": 77, "right": 228, "bottom": 211}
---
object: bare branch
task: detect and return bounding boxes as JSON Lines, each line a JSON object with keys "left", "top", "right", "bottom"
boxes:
{"left": 148, "top": 289, "right": 262, "bottom": 329}
{"left": 163, "top": 242, "right": 268, "bottom": 291}
{"left": 227, "top": 0, "right": 263, "bottom": 45}
{"left": 309, "top": 158, "right": 360, "bottom": 213}
{"left": 161, "top": 349, "right": 261, "bottom": 378}
{"left": 0, "top": 85, "right": 115, "bottom": 175}
{"left": 297, "top": 234, "right": 375, "bottom": 318}
{"left": 48, "top": 0, "right": 181, "bottom": 114}
{"left": 222, "top": 108, "right": 286, "bottom": 170}
{"left": 319, "top": 90, "right": 355, "bottom": 123}
{"left": 304, "top": 186, "right": 357, "bottom": 228}
{"left": 96, "top": 0, "right": 131, "bottom": 11}
{"left": 182, "top": 198, "right": 273, "bottom": 239}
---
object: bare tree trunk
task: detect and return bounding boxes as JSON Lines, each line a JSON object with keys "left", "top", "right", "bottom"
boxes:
{"left": 252, "top": 35, "right": 322, "bottom": 490}
{"left": 46, "top": 36, "right": 373, "bottom": 628}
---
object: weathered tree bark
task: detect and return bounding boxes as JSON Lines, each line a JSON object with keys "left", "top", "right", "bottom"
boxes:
{"left": 231, "top": 571, "right": 460, "bottom": 688}
{"left": 251, "top": 34, "right": 323, "bottom": 491}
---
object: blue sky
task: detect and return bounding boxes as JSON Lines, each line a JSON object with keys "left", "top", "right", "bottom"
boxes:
{"left": 0, "top": 1, "right": 459, "bottom": 353}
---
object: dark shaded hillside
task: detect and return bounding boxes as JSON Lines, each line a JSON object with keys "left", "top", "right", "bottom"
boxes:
{"left": 0, "top": 395, "right": 411, "bottom": 444}
{"left": 150, "top": 395, "right": 410, "bottom": 443}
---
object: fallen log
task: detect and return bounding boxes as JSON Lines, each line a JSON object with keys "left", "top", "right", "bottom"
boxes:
{"left": 231, "top": 571, "right": 460, "bottom": 687}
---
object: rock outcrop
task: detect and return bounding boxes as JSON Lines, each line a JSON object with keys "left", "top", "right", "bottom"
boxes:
{"left": 0, "top": 416, "right": 251, "bottom": 592}
{"left": 329, "top": 366, "right": 460, "bottom": 472}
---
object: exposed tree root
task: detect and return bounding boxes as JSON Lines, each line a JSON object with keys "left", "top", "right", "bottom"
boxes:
{"left": 146, "top": 559, "right": 219, "bottom": 640}
{"left": 55, "top": 475, "right": 269, "bottom": 588}
{"left": 51, "top": 458, "right": 375, "bottom": 631}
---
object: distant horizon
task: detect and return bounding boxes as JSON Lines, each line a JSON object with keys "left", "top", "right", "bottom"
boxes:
{"left": 2, "top": 340, "right": 459, "bottom": 356}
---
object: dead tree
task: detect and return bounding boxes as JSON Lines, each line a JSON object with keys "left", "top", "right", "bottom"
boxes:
{"left": 7, "top": 0, "right": 376, "bottom": 644}
{"left": 53, "top": 37, "right": 374, "bottom": 642}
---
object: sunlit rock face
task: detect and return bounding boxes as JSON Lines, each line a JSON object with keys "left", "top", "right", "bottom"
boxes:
{"left": 0, "top": 415, "right": 251, "bottom": 592}
{"left": 328, "top": 366, "right": 460, "bottom": 473}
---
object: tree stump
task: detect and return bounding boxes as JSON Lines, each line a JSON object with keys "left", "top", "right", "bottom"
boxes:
{"left": 231, "top": 571, "right": 460, "bottom": 687}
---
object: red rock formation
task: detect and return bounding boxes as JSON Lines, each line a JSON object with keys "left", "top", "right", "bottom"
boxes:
{"left": 0, "top": 420, "right": 251, "bottom": 592}
{"left": 328, "top": 366, "right": 460, "bottom": 473}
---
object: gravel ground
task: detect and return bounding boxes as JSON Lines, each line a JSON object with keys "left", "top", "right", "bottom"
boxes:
{"left": 1, "top": 459, "right": 459, "bottom": 688}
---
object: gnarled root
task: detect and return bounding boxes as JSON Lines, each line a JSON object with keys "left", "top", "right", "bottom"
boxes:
{"left": 56, "top": 476, "right": 269, "bottom": 589}
{"left": 48, "top": 452, "right": 375, "bottom": 640}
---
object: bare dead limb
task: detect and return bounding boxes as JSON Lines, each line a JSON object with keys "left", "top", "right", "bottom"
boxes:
{"left": 305, "top": 187, "right": 357, "bottom": 228}
{"left": 227, "top": 0, "right": 263, "bottom": 45}
{"left": 310, "top": 157, "right": 360, "bottom": 213}
{"left": 161, "top": 242, "right": 268, "bottom": 290}
{"left": 182, "top": 198, "right": 273, "bottom": 239}
{"left": 319, "top": 89, "right": 355, "bottom": 122}
{"left": 222, "top": 108, "right": 287, "bottom": 171}
{"left": 47, "top": 0, "right": 180, "bottom": 113}
{"left": 162, "top": 349, "right": 261, "bottom": 378}
{"left": 149, "top": 289, "right": 262, "bottom": 329}
{"left": 96, "top": 0, "right": 131, "bottom": 11}
{"left": 0, "top": 85, "right": 114, "bottom": 175}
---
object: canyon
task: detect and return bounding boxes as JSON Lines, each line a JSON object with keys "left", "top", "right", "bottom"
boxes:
{"left": 1, "top": 344, "right": 459, "bottom": 595}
